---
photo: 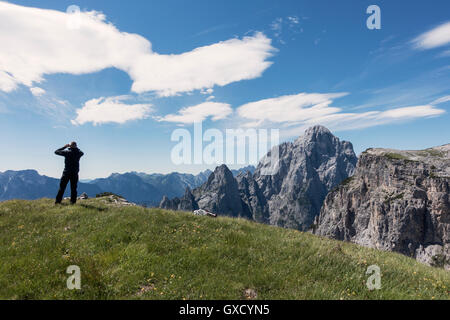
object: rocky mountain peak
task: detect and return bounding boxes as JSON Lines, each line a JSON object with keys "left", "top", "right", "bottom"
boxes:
{"left": 252, "top": 125, "right": 357, "bottom": 230}
{"left": 160, "top": 164, "right": 246, "bottom": 217}
{"left": 161, "top": 125, "right": 357, "bottom": 230}
{"left": 206, "top": 164, "right": 234, "bottom": 185}
{"left": 304, "top": 124, "right": 332, "bottom": 137}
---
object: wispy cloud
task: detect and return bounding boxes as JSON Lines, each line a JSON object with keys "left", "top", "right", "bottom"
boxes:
{"left": 269, "top": 15, "right": 304, "bottom": 43}
{"left": 270, "top": 18, "right": 283, "bottom": 38}
{"left": 156, "top": 101, "right": 232, "bottom": 124}
{"left": 236, "top": 92, "right": 445, "bottom": 136}
{"left": 431, "top": 95, "right": 450, "bottom": 105}
{"left": 72, "top": 96, "right": 152, "bottom": 125}
{"left": 191, "top": 23, "right": 238, "bottom": 37}
{"left": 0, "top": 2, "right": 275, "bottom": 97}
{"left": 237, "top": 92, "right": 348, "bottom": 127}
{"left": 287, "top": 16, "right": 300, "bottom": 25}
{"left": 437, "top": 49, "right": 450, "bottom": 58}
{"left": 412, "top": 21, "right": 450, "bottom": 49}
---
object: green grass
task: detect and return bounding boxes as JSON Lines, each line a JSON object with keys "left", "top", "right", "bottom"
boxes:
{"left": 420, "top": 149, "right": 446, "bottom": 158}
{"left": 0, "top": 198, "right": 449, "bottom": 300}
{"left": 384, "top": 153, "right": 409, "bottom": 161}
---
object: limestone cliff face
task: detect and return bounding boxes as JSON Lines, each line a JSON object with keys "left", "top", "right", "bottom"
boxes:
{"left": 252, "top": 125, "right": 357, "bottom": 230}
{"left": 236, "top": 171, "right": 269, "bottom": 223}
{"left": 315, "top": 145, "right": 450, "bottom": 268}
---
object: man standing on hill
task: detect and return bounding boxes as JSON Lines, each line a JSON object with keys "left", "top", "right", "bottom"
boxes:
{"left": 55, "top": 142, "right": 84, "bottom": 205}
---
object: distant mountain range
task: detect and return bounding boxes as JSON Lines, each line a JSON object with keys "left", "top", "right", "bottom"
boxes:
{"left": 0, "top": 170, "right": 102, "bottom": 201}
{"left": 0, "top": 166, "right": 255, "bottom": 206}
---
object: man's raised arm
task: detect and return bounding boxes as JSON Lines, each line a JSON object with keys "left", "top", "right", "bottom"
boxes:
{"left": 55, "top": 144, "right": 70, "bottom": 156}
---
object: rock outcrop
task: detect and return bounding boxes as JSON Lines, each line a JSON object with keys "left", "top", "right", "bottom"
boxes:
{"left": 236, "top": 171, "right": 269, "bottom": 223}
{"left": 159, "top": 187, "right": 199, "bottom": 211}
{"left": 315, "top": 145, "right": 450, "bottom": 269}
{"left": 160, "top": 165, "right": 248, "bottom": 218}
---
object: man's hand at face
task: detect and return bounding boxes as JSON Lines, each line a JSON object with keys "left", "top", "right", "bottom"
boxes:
{"left": 65, "top": 144, "right": 71, "bottom": 148}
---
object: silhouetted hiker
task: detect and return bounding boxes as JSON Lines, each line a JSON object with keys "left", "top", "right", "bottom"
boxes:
{"left": 55, "top": 142, "right": 84, "bottom": 205}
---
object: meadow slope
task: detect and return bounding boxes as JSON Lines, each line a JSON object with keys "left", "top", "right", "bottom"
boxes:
{"left": 0, "top": 197, "right": 448, "bottom": 300}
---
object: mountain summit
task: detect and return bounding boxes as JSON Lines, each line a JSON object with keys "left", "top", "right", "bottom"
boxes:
{"left": 161, "top": 125, "right": 358, "bottom": 230}
{"left": 250, "top": 124, "right": 357, "bottom": 230}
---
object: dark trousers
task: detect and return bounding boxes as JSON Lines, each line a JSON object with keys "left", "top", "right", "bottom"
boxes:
{"left": 55, "top": 173, "right": 79, "bottom": 204}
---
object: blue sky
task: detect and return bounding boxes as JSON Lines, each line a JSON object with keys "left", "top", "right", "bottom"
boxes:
{"left": 0, "top": 0, "right": 449, "bottom": 179}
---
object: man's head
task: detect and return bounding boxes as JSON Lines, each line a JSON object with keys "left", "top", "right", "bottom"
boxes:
{"left": 69, "top": 141, "right": 77, "bottom": 148}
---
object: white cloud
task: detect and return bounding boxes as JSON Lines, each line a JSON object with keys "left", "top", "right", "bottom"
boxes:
{"left": 30, "top": 87, "right": 46, "bottom": 97}
{"left": 200, "top": 88, "right": 214, "bottom": 95}
{"left": 236, "top": 92, "right": 445, "bottom": 135}
{"left": 0, "top": 2, "right": 275, "bottom": 96}
{"left": 157, "top": 101, "right": 232, "bottom": 124}
{"left": 237, "top": 92, "right": 348, "bottom": 126}
{"left": 413, "top": 21, "right": 450, "bottom": 49}
{"left": 430, "top": 95, "right": 450, "bottom": 105}
{"left": 72, "top": 96, "right": 152, "bottom": 125}
{"left": 0, "top": 71, "right": 17, "bottom": 92}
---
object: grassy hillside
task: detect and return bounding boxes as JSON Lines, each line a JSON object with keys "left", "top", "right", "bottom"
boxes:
{"left": 0, "top": 197, "right": 448, "bottom": 300}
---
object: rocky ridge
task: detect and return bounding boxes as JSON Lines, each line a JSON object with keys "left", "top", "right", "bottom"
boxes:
{"left": 314, "top": 145, "right": 450, "bottom": 268}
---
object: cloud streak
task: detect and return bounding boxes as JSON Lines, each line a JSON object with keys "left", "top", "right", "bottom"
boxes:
{"left": 236, "top": 92, "right": 446, "bottom": 136}
{"left": 412, "top": 21, "right": 450, "bottom": 49}
{"left": 156, "top": 101, "right": 232, "bottom": 124}
{"left": 0, "top": 2, "right": 275, "bottom": 96}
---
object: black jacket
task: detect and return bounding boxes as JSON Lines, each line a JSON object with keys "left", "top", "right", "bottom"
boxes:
{"left": 55, "top": 147, "right": 84, "bottom": 174}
